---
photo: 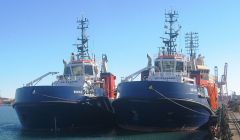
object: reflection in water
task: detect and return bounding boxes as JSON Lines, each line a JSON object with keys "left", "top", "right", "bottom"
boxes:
{"left": 17, "top": 128, "right": 211, "bottom": 140}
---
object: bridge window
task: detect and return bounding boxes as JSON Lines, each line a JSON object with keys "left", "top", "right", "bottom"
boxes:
{"left": 64, "top": 66, "right": 71, "bottom": 76}
{"left": 176, "top": 61, "right": 184, "bottom": 72}
{"left": 162, "top": 61, "right": 175, "bottom": 72}
{"left": 72, "top": 65, "right": 83, "bottom": 76}
{"left": 154, "top": 61, "right": 161, "bottom": 72}
{"left": 84, "top": 65, "right": 93, "bottom": 75}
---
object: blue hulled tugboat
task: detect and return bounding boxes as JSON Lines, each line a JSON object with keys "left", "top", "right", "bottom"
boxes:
{"left": 13, "top": 17, "right": 116, "bottom": 130}
{"left": 112, "top": 11, "right": 218, "bottom": 132}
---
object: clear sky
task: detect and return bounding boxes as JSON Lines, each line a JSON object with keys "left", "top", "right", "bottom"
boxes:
{"left": 0, "top": 0, "right": 239, "bottom": 98}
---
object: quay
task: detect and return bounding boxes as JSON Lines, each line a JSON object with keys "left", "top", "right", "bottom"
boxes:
{"left": 228, "top": 109, "right": 240, "bottom": 140}
{"left": 217, "top": 95, "right": 240, "bottom": 140}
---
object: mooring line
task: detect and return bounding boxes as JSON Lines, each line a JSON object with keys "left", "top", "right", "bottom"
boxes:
{"left": 149, "top": 85, "right": 209, "bottom": 116}
{"left": 35, "top": 92, "right": 78, "bottom": 103}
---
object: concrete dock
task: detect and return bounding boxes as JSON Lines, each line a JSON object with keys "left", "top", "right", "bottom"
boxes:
{"left": 228, "top": 110, "right": 240, "bottom": 140}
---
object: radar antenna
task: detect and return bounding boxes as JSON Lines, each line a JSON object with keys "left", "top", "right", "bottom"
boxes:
{"left": 161, "top": 10, "right": 181, "bottom": 55}
{"left": 74, "top": 17, "right": 91, "bottom": 61}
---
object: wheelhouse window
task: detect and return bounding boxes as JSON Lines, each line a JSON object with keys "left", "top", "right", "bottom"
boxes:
{"left": 72, "top": 65, "right": 83, "bottom": 76}
{"left": 154, "top": 61, "right": 161, "bottom": 72}
{"left": 84, "top": 65, "right": 93, "bottom": 75}
{"left": 176, "top": 61, "right": 184, "bottom": 72}
{"left": 162, "top": 61, "right": 175, "bottom": 72}
{"left": 64, "top": 66, "right": 71, "bottom": 76}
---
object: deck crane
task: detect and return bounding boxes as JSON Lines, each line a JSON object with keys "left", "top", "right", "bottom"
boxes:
{"left": 219, "top": 63, "right": 228, "bottom": 96}
{"left": 215, "top": 63, "right": 228, "bottom": 104}
{"left": 222, "top": 63, "right": 228, "bottom": 95}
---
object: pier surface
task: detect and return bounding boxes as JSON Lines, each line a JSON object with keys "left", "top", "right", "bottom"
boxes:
{"left": 228, "top": 110, "right": 240, "bottom": 140}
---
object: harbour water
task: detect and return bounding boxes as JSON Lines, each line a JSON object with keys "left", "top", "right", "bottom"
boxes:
{"left": 0, "top": 105, "right": 211, "bottom": 140}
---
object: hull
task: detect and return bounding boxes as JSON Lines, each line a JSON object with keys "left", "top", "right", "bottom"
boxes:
{"left": 113, "top": 81, "right": 214, "bottom": 132}
{"left": 13, "top": 86, "right": 114, "bottom": 130}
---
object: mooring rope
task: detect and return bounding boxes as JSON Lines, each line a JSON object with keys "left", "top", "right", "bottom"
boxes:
{"left": 33, "top": 91, "right": 79, "bottom": 103}
{"left": 32, "top": 90, "right": 113, "bottom": 113}
{"left": 148, "top": 85, "right": 209, "bottom": 116}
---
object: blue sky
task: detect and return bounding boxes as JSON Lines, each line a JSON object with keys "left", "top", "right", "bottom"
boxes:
{"left": 0, "top": 0, "right": 239, "bottom": 98}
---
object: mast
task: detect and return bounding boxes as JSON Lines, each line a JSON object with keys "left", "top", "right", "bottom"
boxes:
{"left": 74, "top": 17, "right": 91, "bottom": 61}
{"left": 161, "top": 10, "right": 181, "bottom": 55}
{"left": 185, "top": 32, "right": 199, "bottom": 60}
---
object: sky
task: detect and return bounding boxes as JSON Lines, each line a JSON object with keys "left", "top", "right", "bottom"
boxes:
{"left": 0, "top": 0, "right": 239, "bottom": 98}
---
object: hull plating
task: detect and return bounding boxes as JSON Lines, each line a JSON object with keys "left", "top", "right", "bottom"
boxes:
{"left": 14, "top": 86, "right": 114, "bottom": 130}
{"left": 113, "top": 81, "right": 213, "bottom": 131}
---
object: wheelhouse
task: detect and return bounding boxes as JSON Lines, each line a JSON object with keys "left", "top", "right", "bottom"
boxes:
{"left": 154, "top": 55, "right": 187, "bottom": 73}
{"left": 64, "top": 63, "right": 95, "bottom": 77}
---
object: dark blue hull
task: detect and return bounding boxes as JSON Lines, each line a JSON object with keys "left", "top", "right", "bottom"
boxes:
{"left": 13, "top": 86, "right": 114, "bottom": 130}
{"left": 113, "top": 81, "right": 214, "bottom": 132}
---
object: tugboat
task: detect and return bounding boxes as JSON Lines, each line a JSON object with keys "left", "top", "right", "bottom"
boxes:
{"left": 13, "top": 17, "right": 116, "bottom": 131}
{"left": 113, "top": 11, "right": 218, "bottom": 132}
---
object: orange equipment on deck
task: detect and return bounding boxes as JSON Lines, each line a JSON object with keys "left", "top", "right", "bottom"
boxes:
{"left": 100, "top": 72, "right": 116, "bottom": 99}
{"left": 191, "top": 71, "right": 218, "bottom": 111}
{"left": 200, "top": 79, "right": 218, "bottom": 111}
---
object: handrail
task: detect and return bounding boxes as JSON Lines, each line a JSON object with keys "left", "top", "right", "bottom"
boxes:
{"left": 25, "top": 72, "right": 59, "bottom": 87}
{"left": 123, "top": 66, "right": 155, "bottom": 82}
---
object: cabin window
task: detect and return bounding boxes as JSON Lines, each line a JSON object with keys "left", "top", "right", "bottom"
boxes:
{"left": 72, "top": 65, "right": 83, "bottom": 76}
{"left": 64, "top": 66, "right": 71, "bottom": 76}
{"left": 154, "top": 61, "right": 161, "bottom": 72}
{"left": 154, "top": 61, "right": 159, "bottom": 67}
{"left": 84, "top": 65, "right": 93, "bottom": 75}
{"left": 176, "top": 61, "right": 184, "bottom": 72}
{"left": 162, "top": 61, "right": 175, "bottom": 72}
